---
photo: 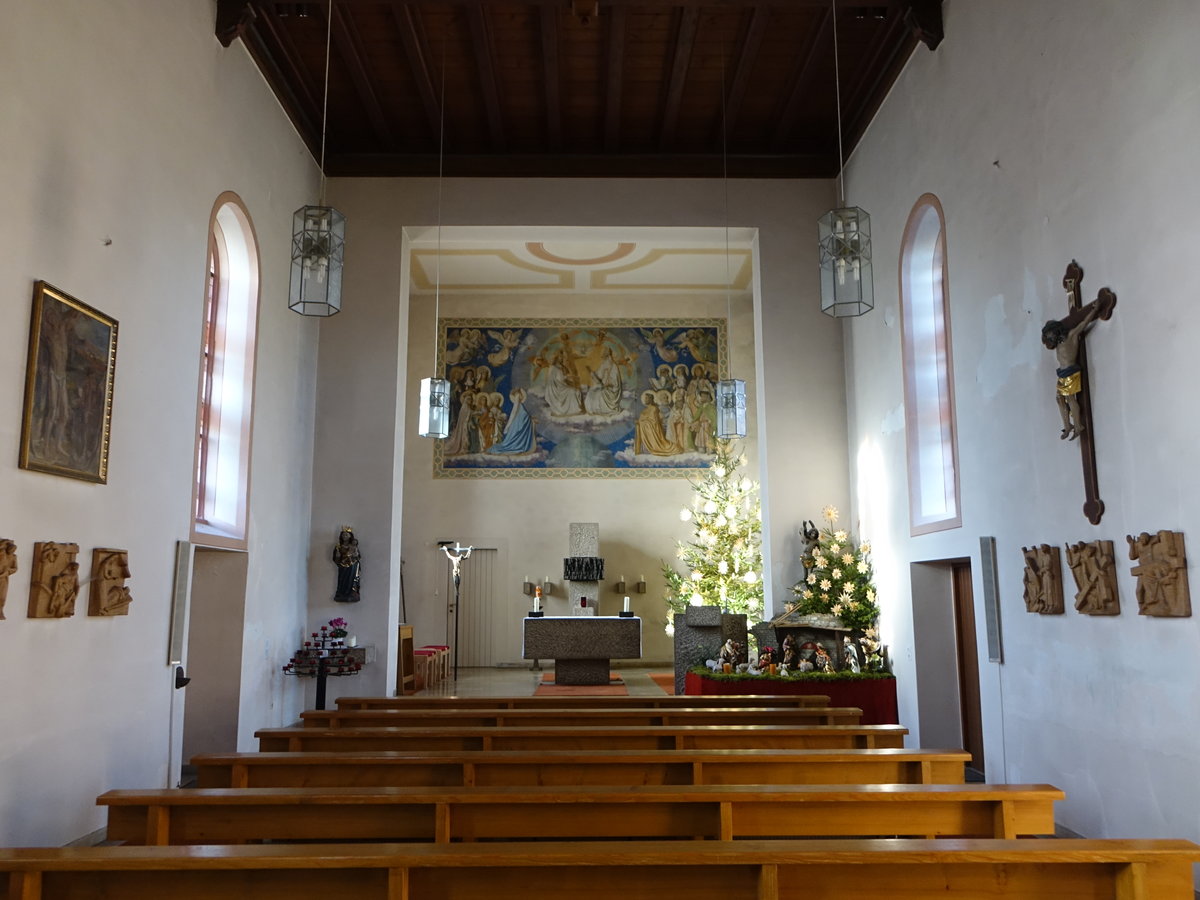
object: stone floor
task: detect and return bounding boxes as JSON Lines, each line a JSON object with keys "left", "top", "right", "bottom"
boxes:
{"left": 420, "top": 665, "right": 673, "bottom": 698}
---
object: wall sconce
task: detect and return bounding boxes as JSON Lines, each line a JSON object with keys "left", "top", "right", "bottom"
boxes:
{"left": 541, "top": 576, "right": 554, "bottom": 596}
{"left": 613, "top": 575, "right": 627, "bottom": 594}
{"left": 522, "top": 576, "right": 534, "bottom": 596}
{"left": 636, "top": 574, "right": 647, "bottom": 594}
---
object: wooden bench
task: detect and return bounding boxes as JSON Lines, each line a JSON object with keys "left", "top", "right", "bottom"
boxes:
{"left": 299, "top": 706, "right": 864, "bottom": 729}
{"left": 256, "top": 723, "right": 904, "bottom": 752}
{"left": 194, "top": 747, "right": 969, "bottom": 789}
{"left": 100, "top": 783, "right": 1063, "bottom": 845}
{"left": 335, "top": 694, "right": 833, "bottom": 710}
{"left": 4, "top": 839, "right": 1197, "bottom": 898}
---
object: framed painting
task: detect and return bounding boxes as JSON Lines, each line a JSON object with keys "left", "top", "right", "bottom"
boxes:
{"left": 19, "top": 281, "right": 119, "bottom": 483}
{"left": 433, "top": 318, "right": 727, "bottom": 478}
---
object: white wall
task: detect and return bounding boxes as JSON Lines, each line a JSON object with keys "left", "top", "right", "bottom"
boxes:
{"left": 311, "top": 177, "right": 850, "bottom": 692}
{"left": 844, "top": 0, "right": 1200, "bottom": 850}
{"left": 0, "top": 0, "right": 318, "bottom": 844}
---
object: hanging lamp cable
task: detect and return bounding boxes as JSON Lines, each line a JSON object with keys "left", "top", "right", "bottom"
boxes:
{"left": 431, "top": 35, "right": 447, "bottom": 378}
{"left": 318, "top": 0, "right": 333, "bottom": 207}
{"left": 722, "top": 45, "right": 732, "bottom": 341}
{"left": 832, "top": 0, "right": 845, "bottom": 208}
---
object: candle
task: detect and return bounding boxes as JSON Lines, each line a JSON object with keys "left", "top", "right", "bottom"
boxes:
{"left": 533, "top": 596, "right": 540, "bottom": 612}
{"left": 623, "top": 596, "right": 631, "bottom": 613}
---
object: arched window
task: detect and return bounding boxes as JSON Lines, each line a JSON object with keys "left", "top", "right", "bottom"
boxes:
{"left": 192, "top": 192, "right": 260, "bottom": 549}
{"left": 900, "top": 194, "right": 961, "bottom": 535}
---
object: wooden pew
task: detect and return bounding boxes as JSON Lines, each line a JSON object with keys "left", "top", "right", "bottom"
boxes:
{"left": 4, "top": 839, "right": 1198, "bottom": 899}
{"left": 100, "top": 783, "right": 1063, "bottom": 845}
{"left": 336, "top": 694, "right": 833, "bottom": 710}
{"left": 299, "top": 706, "right": 863, "bottom": 729}
{"left": 194, "top": 747, "right": 969, "bottom": 789}
{"left": 255, "top": 723, "right": 905, "bottom": 753}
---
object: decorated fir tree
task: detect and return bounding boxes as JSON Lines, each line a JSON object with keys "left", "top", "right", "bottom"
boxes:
{"left": 662, "top": 442, "right": 764, "bottom": 633}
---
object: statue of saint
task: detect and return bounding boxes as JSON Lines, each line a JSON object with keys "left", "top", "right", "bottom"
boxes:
{"left": 333, "top": 526, "right": 361, "bottom": 603}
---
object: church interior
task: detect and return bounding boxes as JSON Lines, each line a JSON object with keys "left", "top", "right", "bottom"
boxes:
{"left": 2, "top": 0, "right": 1199, "bottom": 894}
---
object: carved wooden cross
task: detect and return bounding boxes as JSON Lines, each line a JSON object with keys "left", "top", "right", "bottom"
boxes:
{"left": 1043, "top": 261, "right": 1117, "bottom": 524}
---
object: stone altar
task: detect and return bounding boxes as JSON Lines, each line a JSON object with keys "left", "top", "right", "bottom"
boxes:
{"left": 523, "top": 616, "right": 642, "bottom": 684}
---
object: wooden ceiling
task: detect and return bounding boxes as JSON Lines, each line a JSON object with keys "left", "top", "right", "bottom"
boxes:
{"left": 217, "top": 0, "right": 942, "bottom": 178}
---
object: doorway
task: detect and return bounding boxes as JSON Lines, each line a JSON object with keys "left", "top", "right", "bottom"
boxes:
{"left": 181, "top": 548, "right": 248, "bottom": 762}
{"left": 911, "top": 559, "right": 985, "bottom": 779}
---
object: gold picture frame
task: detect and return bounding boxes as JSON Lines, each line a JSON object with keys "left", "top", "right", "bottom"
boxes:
{"left": 20, "top": 281, "right": 119, "bottom": 483}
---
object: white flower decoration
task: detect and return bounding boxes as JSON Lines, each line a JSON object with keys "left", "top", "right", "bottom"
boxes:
{"left": 689, "top": 593, "right": 704, "bottom": 606}
{"left": 822, "top": 505, "right": 839, "bottom": 523}
{"left": 832, "top": 567, "right": 842, "bottom": 579}
{"left": 802, "top": 589, "right": 813, "bottom": 599}
{"left": 704, "top": 500, "right": 718, "bottom": 514}
{"left": 819, "top": 578, "right": 832, "bottom": 591}
{"left": 867, "top": 589, "right": 876, "bottom": 602}
{"left": 740, "top": 477, "right": 752, "bottom": 491}
{"left": 834, "top": 530, "right": 847, "bottom": 542}
{"left": 717, "top": 560, "right": 729, "bottom": 575}
{"left": 814, "top": 555, "right": 827, "bottom": 569}
{"left": 829, "top": 543, "right": 841, "bottom": 554}
{"left": 691, "top": 570, "right": 703, "bottom": 582}
{"left": 715, "top": 514, "right": 728, "bottom": 528}
{"left": 860, "top": 541, "right": 871, "bottom": 554}
{"left": 743, "top": 570, "right": 757, "bottom": 584}
{"left": 841, "top": 553, "right": 854, "bottom": 565}
{"left": 806, "top": 573, "right": 817, "bottom": 585}
{"left": 713, "top": 466, "right": 726, "bottom": 479}
{"left": 665, "top": 621, "right": 676, "bottom": 636}
{"left": 679, "top": 508, "right": 692, "bottom": 522}
{"left": 857, "top": 561, "right": 868, "bottom": 573}
{"left": 724, "top": 503, "right": 737, "bottom": 518}
{"left": 831, "top": 602, "right": 843, "bottom": 615}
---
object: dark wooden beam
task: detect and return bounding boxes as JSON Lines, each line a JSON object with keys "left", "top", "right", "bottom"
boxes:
{"left": 313, "top": 1, "right": 905, "bottom": 8}
{"left": 330, "top": 5, "right": 398, "bottom": 150}
{"left": 327, "top": 150, "right": 835, "bottom": 179}
{"left": 658, "top": 6, "right": 700, "bottom": 151}
{"left": 904, "top": 0, "right": 943, "bottom": 50}
{"left": 249, "top": 10, "right": 321, "bottom": 156}
{"left": 217, "top": 0, "right": 256, "bottom": 47}
{"left": 466, "top": 2, "right": 506, "bottom": 151}
{"left": 390, "top": 5, "right": 441, "bottom": 143}
{"left": 719, "top": 6, "right": 769, "bottom": 142}
{"left": 844, "top": 13, "right": 918, "bottom": 151}
{"left": 540, "top": 3, "right": 563, "bottom": 150}
{"left": 769, "top": 6, "right": 831, "bottom": 152}
{"left": 603, "top": 5, "right": 627, "bottom": 151}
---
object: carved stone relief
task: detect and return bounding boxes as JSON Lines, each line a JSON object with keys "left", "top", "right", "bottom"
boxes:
{"left": 1066, "top": 539, "right": 1120, "bottom": 615}
{"left": 89, "top": 548, "right": 132, "bottom": 617}
{"left": 0, "top": 539, "right": 17, "bottom": 620}
{"left": 28, "top": 541, "right": 80, "bottom": 618}
{"left": 1127, "top": 530, "right": 1190, "bottom": 618}
{"left": 1021, "top": 544, "right": 1064, "bottom": 614}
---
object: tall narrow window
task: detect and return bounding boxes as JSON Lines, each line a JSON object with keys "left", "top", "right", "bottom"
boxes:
{"left": 192, "top": 193, "right": 260, "bottom": 549}
{"left": 900, "top": 194, "right": 961, "bottom": 535}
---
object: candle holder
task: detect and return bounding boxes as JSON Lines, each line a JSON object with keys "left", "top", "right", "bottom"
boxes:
{"left": 528, "top": 609, "right": 545, "bottom": 617}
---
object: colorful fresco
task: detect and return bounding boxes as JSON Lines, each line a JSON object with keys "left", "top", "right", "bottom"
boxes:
{"left": 433, "top": 318, "right": 726, "bottom": 477}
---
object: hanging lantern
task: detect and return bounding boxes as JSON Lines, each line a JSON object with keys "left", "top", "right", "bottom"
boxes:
{"left": 289, "top": 204, "right": 345, "bottom": 317}
{"left": 418, "top": 377, "right": 451, "bottom": 439}
{"left": 818, "top": 206, "right": 873, "bottom": 318}
{"left": 715, "top": 378, "right": 746, "bottom": 439}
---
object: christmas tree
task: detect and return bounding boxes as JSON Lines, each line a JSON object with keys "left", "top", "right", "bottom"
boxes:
{"left": 662, "top": 441, "right": 764, "bottom": 633}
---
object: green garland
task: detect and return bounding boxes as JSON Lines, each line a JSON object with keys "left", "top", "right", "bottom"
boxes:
{"left": 790, "top": 505, "right": 880, "bottom": 634}
{"left": 691, "top": 666, "right": 894, "bottom": 683}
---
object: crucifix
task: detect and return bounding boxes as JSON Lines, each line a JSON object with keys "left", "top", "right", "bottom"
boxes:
{"left": 1040, "top": 260, "right": 1117, "bottom": 524}
{"left": 441, "top": 542, "right": 473, "bottom": 681}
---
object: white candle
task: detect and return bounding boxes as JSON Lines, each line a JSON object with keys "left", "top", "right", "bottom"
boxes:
{"left": 533, "top": 596, "right": 540, "bottom": 612}
{"left": 623, "top": 597, "right": 631, "bottom": 613}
